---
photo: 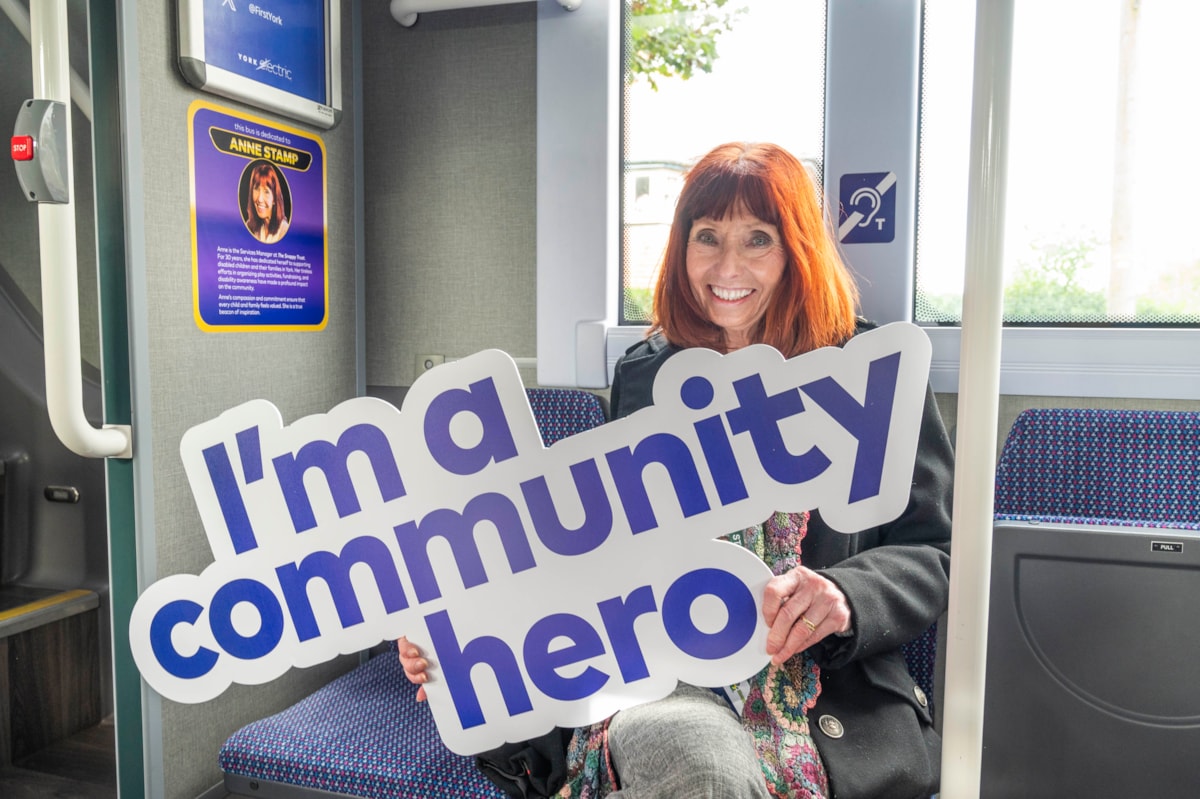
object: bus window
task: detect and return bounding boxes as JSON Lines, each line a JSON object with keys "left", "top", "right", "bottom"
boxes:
{"left": 620, "top": 1, "right": 827, "bottom": 325}
{"left": 917, "top": 0, "right": 1200, "bottom": 327}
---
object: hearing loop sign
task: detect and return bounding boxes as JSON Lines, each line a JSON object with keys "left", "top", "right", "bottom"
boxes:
{"left": 838, "top": 171, "right": 897, "bottom": 244}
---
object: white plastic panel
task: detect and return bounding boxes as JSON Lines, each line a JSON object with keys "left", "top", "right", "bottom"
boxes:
{"left": 535, "top": 0, "right": 618, "bottom": 388}
{"left": 824, "top": 0, "right": 921, "bottom": 325}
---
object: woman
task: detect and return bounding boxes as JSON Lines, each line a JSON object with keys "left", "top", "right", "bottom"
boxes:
{"left": 244, "top": 160, "right": 290, "bottom": 244}
{"left": 402, "top": 142, "right": 953, "bottom": 798}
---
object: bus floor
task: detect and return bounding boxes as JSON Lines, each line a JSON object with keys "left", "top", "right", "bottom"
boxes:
{"left": 0, "top": 716, "right": 116, "bottom": 799}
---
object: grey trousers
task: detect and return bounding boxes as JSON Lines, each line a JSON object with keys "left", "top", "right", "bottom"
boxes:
{"left": 607, "top": 682, "right": 770, "bottom": 798}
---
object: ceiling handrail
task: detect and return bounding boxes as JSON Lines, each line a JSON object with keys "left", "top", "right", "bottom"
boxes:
{"left": 390, "top": 0, "right": 581, "bottom": 28}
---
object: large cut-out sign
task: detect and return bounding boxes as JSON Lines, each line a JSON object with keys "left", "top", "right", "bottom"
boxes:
{"left": 129, "top": 322, "right": 932, "bottom": 755}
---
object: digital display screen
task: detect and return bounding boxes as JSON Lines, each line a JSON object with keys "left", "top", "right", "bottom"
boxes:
{"left": 178, "top": 0, "right": 341, "bottom": 129}
{"left": 200, "top": 0, "right": 326, "bottom": 105}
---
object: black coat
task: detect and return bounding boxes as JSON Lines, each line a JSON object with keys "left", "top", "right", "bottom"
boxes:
{"left": 608, "top": 327, "right": 953, "bottom": 799}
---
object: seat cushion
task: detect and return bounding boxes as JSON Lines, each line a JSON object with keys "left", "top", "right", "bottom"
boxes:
{"left": 219, "top": 651, "right": 506, "bottom": 798}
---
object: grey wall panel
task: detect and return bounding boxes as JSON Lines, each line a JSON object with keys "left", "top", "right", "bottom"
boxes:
{"left": 0, "top": 0, "right": 101, "bottom": 368}
{"left": 362, "top": 3, "right": 537, "bottom": 388}
{"left": 127, "top": 2, "right": 359, "bottom": 797}
{"left": 1, "top": 6, "right": 43, "bottom": 305}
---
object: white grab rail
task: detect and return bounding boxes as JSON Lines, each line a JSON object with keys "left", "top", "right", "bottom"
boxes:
{"left": 391, "top": 0, "right": 581, "bottom": 28}
{"left": 29, "top": 0, "right": 132, "bottom": 459}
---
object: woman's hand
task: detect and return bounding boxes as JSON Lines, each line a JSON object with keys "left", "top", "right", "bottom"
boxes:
{"left": 761, "top": 566, "right": 852, "bottom": 665}
{"left": 397, "top": 636, "right": 430, "bottom": 702}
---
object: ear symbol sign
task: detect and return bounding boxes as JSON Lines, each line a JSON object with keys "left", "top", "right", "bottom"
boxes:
{"left": 848, "top": 186, "right": 882, "bottom": 228}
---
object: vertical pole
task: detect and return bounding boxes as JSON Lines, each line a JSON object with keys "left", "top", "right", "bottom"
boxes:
{"left": 29, "top": 0, "right": 131, "bottom": 459}
{"left": 30, "top": 0, "right": 83, "bottom": 449}
{"left": 940, "top": 1, "right": 1014, "bottom": 796}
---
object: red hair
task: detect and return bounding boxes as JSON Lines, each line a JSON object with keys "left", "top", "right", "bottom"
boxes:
{"left": 246, "top": 161, "right": 288, "bottom": 238}
{"left": 649, "top": 142, "right": 859, "bottom": 357}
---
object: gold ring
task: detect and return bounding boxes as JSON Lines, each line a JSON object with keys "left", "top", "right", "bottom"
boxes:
{"left": 800, "top": 615, "right": 817, "bottom": 632}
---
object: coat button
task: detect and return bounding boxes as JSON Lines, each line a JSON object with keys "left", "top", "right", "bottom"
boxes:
{"left": 818, "top": 714, "right": 844, "bottom": 739}
{"left": 913, "top": 685, "right": 929, "bottom": 708}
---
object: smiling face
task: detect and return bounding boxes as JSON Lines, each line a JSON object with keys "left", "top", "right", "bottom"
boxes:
{"left": 685, "top": 207, "right": 787, "bottom": 350}
{"left": 252, "top": 179, "right": 275, "bottom": 221}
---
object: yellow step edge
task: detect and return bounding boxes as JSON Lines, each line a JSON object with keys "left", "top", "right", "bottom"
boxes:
{"left": 0, "top": 588, "right": 97, "bottom": 623}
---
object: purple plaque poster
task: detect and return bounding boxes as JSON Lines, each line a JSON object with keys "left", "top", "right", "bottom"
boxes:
{"left": 189, "top": 100, "right": 327, "bottom": 331}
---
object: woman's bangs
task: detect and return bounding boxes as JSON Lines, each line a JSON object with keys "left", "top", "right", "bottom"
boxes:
{"left": 683, "top": 170, "right": 778, "bottom": 226}
{"left": 731, "top": 175, "right": 779, "bottom": 226}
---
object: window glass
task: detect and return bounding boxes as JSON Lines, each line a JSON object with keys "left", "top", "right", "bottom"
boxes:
{"left": 916, "top": 0, "right": 1200, "bottom": 326}
{"left": 621, "top": 1, "right": 827, "bottom": 324}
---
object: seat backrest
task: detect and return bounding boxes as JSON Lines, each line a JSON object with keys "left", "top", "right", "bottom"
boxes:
{"left": 983, "top": 410, "right": 1200, "bottom": 795}
{"left": 901, "top": 625, "right": 938, "bottom": 718}
{"left": 525, "top": 387, "right": 608, "bottom": 446}
{"left": 994, "top": 408, "right": 1200, "bottom": 529}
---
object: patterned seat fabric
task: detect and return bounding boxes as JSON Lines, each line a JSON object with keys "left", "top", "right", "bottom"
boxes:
{"left": 994, "top": 408, "right": 1200, "bottom": 530}
{"left": 525, "top": 387, "right": 608, "bottom": 446}
{"left": 901, "top": 629, "right": 937, "bottom": 716}
{"left": 219, "top": 650, "right": 505, "bottom": 798}
{"left": 219, "top": 388, "right": 607, "bottom": 798}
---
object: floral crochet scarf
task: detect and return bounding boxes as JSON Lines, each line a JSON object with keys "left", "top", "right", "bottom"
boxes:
{"left": 556, "top": 511, "right": 828, "bottom": 799}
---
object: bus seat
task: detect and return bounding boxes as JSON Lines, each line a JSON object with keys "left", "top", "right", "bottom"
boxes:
{"left": 994, "top": 407, "right": 1200, "bottom": 528}
{"left": 982, "top": 408, "right": 1200, "bottom": 798}
{"left": 219, "top": 388, "right": 606, "bottom": 798}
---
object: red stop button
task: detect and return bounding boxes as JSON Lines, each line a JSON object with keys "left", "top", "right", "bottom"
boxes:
{"left": 11, "top": 135, "right": 34, "bottom": 161}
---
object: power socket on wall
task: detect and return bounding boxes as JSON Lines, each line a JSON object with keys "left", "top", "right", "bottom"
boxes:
{"left": 415, "top": 354, "right": 445, "bottom": 374}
